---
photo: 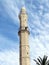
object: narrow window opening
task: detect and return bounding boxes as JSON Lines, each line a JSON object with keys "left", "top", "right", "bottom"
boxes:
{"left": 27, "top": 52, "right": 28, "bottom": 54}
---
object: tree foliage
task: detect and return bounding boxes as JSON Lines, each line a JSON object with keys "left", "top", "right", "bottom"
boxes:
{"left": 34, "top": 55, "right": 49, "bottom": 65}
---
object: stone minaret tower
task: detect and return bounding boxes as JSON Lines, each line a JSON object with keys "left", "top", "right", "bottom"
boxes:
{"left": 18, "top": 7, "right": 30, "bottom": 65}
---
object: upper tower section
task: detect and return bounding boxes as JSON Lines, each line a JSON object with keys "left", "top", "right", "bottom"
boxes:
{"left": 19, "top": 7, "right": 28, "bottom": 30}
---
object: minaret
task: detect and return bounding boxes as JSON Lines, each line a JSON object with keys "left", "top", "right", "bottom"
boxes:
{"left": 18, "top": 7, "right": 30, "bottom": 65}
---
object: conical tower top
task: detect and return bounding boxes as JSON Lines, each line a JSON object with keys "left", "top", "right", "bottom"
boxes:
{"left": 21, "top": 7, "right": 26, "bottom": 11}
{"left": 21, "top": 7, "right": 26, "bottom": 13}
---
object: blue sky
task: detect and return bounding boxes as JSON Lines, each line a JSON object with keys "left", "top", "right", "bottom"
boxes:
{"left": 0, "top": 0, "right": 49, "bottom": 65}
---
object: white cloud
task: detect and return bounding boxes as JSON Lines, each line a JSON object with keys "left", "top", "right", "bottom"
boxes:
{"left": 0, "top": 50, "right": 19, "bottom": 65}
{"left": 1, "top": 0, "right": 26, "bottom": 24}
{"left": 29, "top": 34, "right": 49, "bottom": 65}
{"left": 1, "top": 0, "right": 19, "bottom": 24}
{"left": 0, "top": 34, "right": 19, "bottom": 51}
{"left": 28, "top": 4, "right": 49, "bottom": 65}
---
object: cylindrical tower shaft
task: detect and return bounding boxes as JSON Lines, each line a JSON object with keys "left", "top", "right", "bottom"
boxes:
{"left": 18, "top": 7, "right": 30, "bottom": 65}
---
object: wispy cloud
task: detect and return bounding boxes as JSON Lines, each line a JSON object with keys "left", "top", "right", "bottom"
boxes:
{"left": 0, "top": 0, "right": 49, "bottom": 65}
{"left": 29, "top": 35, "right": 49, "bottom": 65}
{"left": 27, "top": 0, "right": 49, "bottom": 65}
{"left": 0, "top": 0, "right": 26, "bottom": 24}
{"left": 0, "top": 35, "right": 19, "bottom": 51}
{"left": 0, "top": 50, "right": 19, "bottom": 65}
{"left": 0, "top": 0, "right": 19, "bottom": 24}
